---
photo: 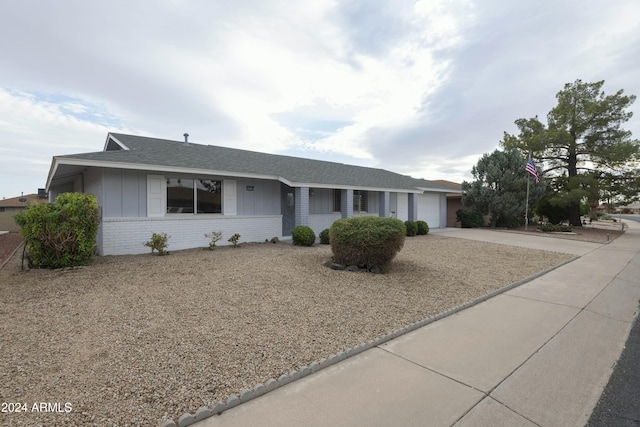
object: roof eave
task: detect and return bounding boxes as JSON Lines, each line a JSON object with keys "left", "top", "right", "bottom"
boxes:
{"left": 49, "top": 157, "right": 283, "bottom": 183}
{"left": 415, "top": 186, "right": 462, "bottom": 194}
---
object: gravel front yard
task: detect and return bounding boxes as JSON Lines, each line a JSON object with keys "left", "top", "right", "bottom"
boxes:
{"left": 1, "top": 234, "right": 573, "bottom": 426}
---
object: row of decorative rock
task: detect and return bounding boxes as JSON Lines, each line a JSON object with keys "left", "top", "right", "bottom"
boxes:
{"left": 159, "top": 256, "right": 578, "bottom": 427}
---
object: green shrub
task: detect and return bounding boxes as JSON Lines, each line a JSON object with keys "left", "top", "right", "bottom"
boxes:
{"left": 144, "top": 232, "right": 169, "bottom": 255}
{"left": 204, "top": 230, "right": 223, "bottom": 250}
{"left": 539, "top": 223, "right": 572, "bottom": 232}
{"left": 405, "top": 220, "right": 417, "bottom": 236}
{"left": 330, "top": 216, "right": 405, "bottom": 272}
{"left": 416, "top": 220, "right": 429, "bottom": 235}
{"left": 292, "top": 225, "right": 316, "bottom": 246}
{"left": 319, "top": 228, "right": 330, "bottom": 244}
{"left": 456, "top": 209, "right": 484, "bottom": 228}
{"left": 228, "top": 233, "right": 241, "bottom": 247}
{"left": 14, "top": 193, "right": 99, "bottom": 268}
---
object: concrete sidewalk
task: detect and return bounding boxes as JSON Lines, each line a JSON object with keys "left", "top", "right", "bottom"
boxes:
{"left": 187, "top": 222, "right": 640, "bottom": 427}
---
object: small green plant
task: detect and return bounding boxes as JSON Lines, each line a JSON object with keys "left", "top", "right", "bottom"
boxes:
{"left": 416, "top": 220, "right": 429, "bottom": 235}
{"left": 204, "top": 231, "right": 223, "bottom": 250}
{"left": 319, "top": 228, "right": 330, "bottom": 244}
{"left": 144, "top": 232, "right": 169, "bottom": 255}
{"left": 405, "top": 220, "right": 418, "bottom": 236}
{"left": 292, "top": 225, "right": 316, "bottom": 246}
{"left": 228, "top": 233, "right": 241, "bottom": 247}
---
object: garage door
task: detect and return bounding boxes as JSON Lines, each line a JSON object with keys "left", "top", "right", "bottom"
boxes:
{"left": 417, "top": 193, "right": 440, "bottom": 228}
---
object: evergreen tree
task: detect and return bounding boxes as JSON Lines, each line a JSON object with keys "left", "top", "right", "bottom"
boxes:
{"left": 502, "top": 80, "right": 639, "bottom": 226}
{"left": 462, "top": 148, "right": 545, "bottom": 228}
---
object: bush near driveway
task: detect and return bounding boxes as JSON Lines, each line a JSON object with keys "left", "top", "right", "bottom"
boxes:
{"left": 417, "top": 220, "right": 429, "bottom": 235}
{"left": 329, "top": 216, "right": 405, "bottom": 272}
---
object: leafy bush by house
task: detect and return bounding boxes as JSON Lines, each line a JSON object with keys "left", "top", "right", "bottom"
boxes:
{"left": 456, "top": 209, "right": 484, "bottom": 228}
{"left": 405, "top": 220, "right": 417, "bottom": 236}
{"left": 330, "top": 216, "right": 405, "bottom": 272}
{"left": 14, "top": 193, "right": 99, "bottom": 268}
{"left": 319, "top": 228, "right": 330, "bottom": 244}
{"left": 416, "top": 220, "right": 429, "bottom": 235}
{"left": 144, "top": 232, "right": 169, "bottom": 255}
{"left": 292, "top": 225, "right": 316, "bottom": 246}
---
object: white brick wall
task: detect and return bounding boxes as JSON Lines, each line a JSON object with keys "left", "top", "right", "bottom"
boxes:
{"left": 308, "top": 213, "right": 342, "bottom": 236}
{"left": 101, "top": 215, "right": 282, "bottom": 255}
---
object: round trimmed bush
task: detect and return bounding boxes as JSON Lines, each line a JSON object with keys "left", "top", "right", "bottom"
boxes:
{"left": 292, "top": 225, "right": 316, "bottom": 246}
{"left": 319, "top": 228, "right": 330, "bottom": 244}
{"left": 330, "top": 216, "right": 405, "bottom": 271}
{"left": 416, "top": 220, "right": 429, "bottom": 235}
{"left": 405, "top": 220, "right": 418, "bottom": 236}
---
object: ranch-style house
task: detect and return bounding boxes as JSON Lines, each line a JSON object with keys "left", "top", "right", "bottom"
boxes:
{"left": 45, "top": 133, "right": 459, "bottom": 255}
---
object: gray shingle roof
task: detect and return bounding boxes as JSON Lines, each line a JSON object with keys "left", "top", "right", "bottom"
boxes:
{"left": 56, "top": 133, "right": 454, "bottom": 192}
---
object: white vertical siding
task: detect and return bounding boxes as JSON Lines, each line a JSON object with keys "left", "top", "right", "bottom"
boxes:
{"left": 417, "top": 193, "right": 441, "bottom": 228}
{"left": 396, "top": 193, "right": 408, "bottom": 221}
{"left": 223, "top": 179, "right": 237, "bottom": 215}
{"left": 147, "top": 175, "right": 165, "bottom": 217}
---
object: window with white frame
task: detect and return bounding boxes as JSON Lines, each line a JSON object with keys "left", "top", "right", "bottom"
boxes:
{"left": 196, "top": 179, "right": 221, "bottom": 213}
{"left": 166, "top": 178, "right": 221, "bottom": 214}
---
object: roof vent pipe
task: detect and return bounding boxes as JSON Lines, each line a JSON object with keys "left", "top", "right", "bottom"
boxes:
{"left": 183, "top": 133, "right": 189, "bottom": 144}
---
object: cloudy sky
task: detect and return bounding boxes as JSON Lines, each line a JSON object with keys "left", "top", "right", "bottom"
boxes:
{"left": 1, "top": 0, "right": 639, "bottom": 199}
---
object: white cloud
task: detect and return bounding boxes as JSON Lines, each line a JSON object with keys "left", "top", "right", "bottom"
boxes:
{"left": 0, "top": 0, "right": 639, "bottom": 199}
{"left": 0, "top": 89, "right": 122, "bottom": 198}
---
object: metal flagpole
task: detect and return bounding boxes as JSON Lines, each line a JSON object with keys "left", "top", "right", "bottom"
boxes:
{"left": 525, "top": 173, "right": 530, "bottom": 231}
{"left": 525, "top": 150, "right": 531, "bottom": 231}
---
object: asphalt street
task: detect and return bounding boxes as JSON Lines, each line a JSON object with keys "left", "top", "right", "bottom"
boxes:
{"left": 587, "top": 214, "right": 640, "bottom": 427}
{"left": 587, "top": 305, "right": 640, "bottom": 426}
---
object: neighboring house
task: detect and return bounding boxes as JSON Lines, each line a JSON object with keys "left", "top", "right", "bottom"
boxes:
{"left": 46, "top": 133, "right": 460, "bottom": 255}
{"left": 431, "top": 180, "right": 465, "bottom": 228}
{"left": 597, "top": 202, "right": 640, "bottom": 215}
{"left": 0, "top": 193, "right": 43, "bottom": 212}
{"left": 620, "top": 202, "right": 640, "bottom": 214}
{"left": 0, "top": 192, "right": 48, "bottom": 232}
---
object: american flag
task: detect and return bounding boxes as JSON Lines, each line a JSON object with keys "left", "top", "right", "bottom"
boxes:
{"left": 526, "top": 155, "right": 540, "bottom": 183}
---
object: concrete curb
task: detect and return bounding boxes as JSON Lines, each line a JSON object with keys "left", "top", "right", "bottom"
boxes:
{"left": 159, "top": 255, "right": 580, "bottom": 427}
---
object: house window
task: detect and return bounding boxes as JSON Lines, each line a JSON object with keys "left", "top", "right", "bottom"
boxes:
{"left": 167, "top": 178, "right": 194, "bottom": 213}
{"left": 353, "top": 190, "right": 368, "bottom": 212}
{"left": 166, "top": 178, "right": 222, "bottom": 214}
{"left": 333, "top": 189, "right": 341, "bottom": 212}
{"left": 196, "top": 179, "right": 221, "bottom": 213}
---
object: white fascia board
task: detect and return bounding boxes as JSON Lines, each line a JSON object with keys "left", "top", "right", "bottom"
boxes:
{"left": 288, "top": 181, "right": 422, "bottom": 193}
{"left": 415, "top": 187, "right": 462, "bottom": 194}
{"left": 50, "top": 157, "right": 281, "bottom": 182}
{"left": 278, "top": 176, "right": 293, "bottom": 187}
{"left": 45, "top": 157, "right": 60, "bottom": 191}
{"left": 102, "top": 133, "right": 130, "bottom": 151}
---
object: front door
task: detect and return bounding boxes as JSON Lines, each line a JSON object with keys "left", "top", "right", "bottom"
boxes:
{"left": 281, "top": 184, "right": 295, "bottom": 236}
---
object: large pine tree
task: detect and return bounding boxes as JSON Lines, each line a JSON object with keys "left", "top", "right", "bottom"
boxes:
{"left": 502, "top": 80, "right": 639, "bottom": 226}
